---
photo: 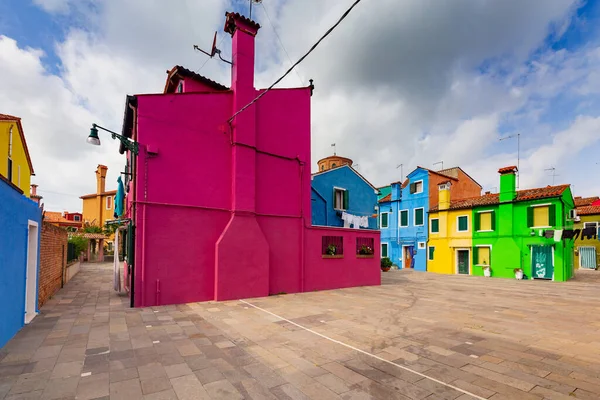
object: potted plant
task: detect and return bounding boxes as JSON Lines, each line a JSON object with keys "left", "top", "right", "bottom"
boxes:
{"left": 357, "top": 245, "right": 374, "bottom": 258}
{"left": 381, "top": 257, "right": 393, "bottom": 272}
{"left": 514, "top": 268, "right": 524, "bottom": 280}
{"left": 482, "top": 261, "right": 491, "bottom": 277}
{"left": 326, "top": 244, "right": 337, "bottom": 256}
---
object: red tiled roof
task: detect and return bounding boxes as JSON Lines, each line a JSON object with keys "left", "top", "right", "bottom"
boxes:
{"left": 498, "top": 166, "right": 518, "bottom": 174}
{"left": 576, "top": 205, "right": 600, "bottom": 216}
{"left": 379, "top": 194, "right": 391, "bottom": 203}
{"left": 0, "top": 113, "right": 35, "bottom": 175}
{"left": 44, "top": 211, "right": 81, "bottom": 226}
{"left": 574, "top": 196, "right": 599, "bottom": 207}
{"left": 224, "top": 11, "right": 261, "bottom": 35}
{"left": 430, "top": 184, "right": 569, "bottom": 212}
{"left": 164, "top": 65, "right": 229, "bottom": 93}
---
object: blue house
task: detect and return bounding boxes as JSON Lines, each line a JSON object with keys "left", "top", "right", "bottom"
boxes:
{"left": 311, "top": 158, "right": 379, "bottom": 229}
{"left": 0, "top": 175, "right": 41, "bottom": 347}
{"left": 379, "top": 167, "right": 481, "bottom": 270}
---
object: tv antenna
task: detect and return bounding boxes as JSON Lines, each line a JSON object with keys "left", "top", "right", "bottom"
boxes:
{"left": 396, "top": 163, "right": 403, "bottom": 182}
{"left": 249, "top": 0, "right": 262, "bottom": 20}
{"left": 545, "top": 167, "right": 559, "bottom": 185}
{"left": 433, "top": 161, "right": 443, "bottom": 170}
{"left": 193, "top": 31, "right": 232, "bottom": 65}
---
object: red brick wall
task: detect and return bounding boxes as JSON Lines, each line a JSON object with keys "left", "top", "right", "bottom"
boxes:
{"left": 428, "top": 170, "right": 482, "bottom": 208}
{"left": 39, "top": 222, "right": 67, "bottom": 307}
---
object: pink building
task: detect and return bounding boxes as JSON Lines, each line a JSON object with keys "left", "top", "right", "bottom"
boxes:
{"left": 118, "top": 12, "right": 380, "bottom": 307}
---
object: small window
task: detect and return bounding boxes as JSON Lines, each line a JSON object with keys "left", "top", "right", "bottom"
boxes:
{"left": 410, "top": 180, "right": 423, "bottom": 194}
{"left": 400, "top": 210, "right": 409, "bottom": 227}
{"left": 533, "top": 206, "right": 549, "bottom": 227}
{"left": 176, "top": 81, "right": 183, "bottom": 93}
{"left": 381, "top": 243, "right": 389, "bottom": 258}
{"left": 333, "top": 188, "right": 348, "bottom": 210}
{"left": 428, "top": 246, "right": 435, "bottom": 260}
{"left": 457, "top": 215, "right": 468, "bottom": 232}
{"left": 74, "top": 215, "right": 81, "bottom": 222}
{"left": 320, "top": 165, "right": 324, "bottom": 171}
{"left": 477, "top": 211, "right": 493, "bottom": 231}
{"left": 418, "top": 242, "right": 425, "bottom": 249}
{"left": 380, "top": 212, "right": 389, "bottom": 229}
{"left": 475, "top": 246, "right": 491, "bottom": 266}
{"left": 584, "top": 222, "right": 598, "bottom": 229}
{"left": 414, "top": 208, "right": 424, "bottom": 226}
{"left": 106, "top": 196, "right": 112, "bottom": 210}
{"left": 528, "top": 204, "right": 555, "bottom": 227}
{"left": 322, "top": 236, "right": 343, "bottom": 256}
{"left": 332, "top": 163, "right": 337, "bottom": 168}
{"left": 430, "top": 218, "right": 439, "bottom": 233}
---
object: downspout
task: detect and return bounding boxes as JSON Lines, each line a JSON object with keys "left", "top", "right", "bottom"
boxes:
{"left": 129, "top": 101, "right": 137, "bottom": 308}
{"left": 300, "top": 161, "right": 305, "bottom": 292}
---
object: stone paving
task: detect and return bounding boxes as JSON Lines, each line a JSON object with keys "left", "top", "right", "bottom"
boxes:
{"left": 1, "top": 263, "right": 600, "bottom": 399}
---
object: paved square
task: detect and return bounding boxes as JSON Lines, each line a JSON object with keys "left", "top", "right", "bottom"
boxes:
{"left": 1, "top": 263, "right": 599, "bottom": 399}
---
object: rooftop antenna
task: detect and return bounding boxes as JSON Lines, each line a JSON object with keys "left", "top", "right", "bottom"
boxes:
{"left": 499, "top": 133, "right": 520, "bottom": 189}
{"left": 331, "top": 143, "right": 336, "bottom": 156}
{"left": 249, "top": 0, "right": 262, "bottom": 20}
{"left": 396, "top": 163, "right": 403, "bottom": 182}
{"left": 433, "top": 161, "right": 443, "bottom": 170}
{"left": 193, "top": 31, "right": 232, "bottom": 65}
{"left": 545, "top": 167, "right": 559, "bottom": 185}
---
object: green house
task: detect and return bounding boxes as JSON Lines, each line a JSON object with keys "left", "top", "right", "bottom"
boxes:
{"left": 471, "top": 166, "right": 575, "bottom": 281}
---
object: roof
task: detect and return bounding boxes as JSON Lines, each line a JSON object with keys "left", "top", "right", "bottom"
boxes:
{"left": 430, "top": 184, "right": 570, "bottom": 212}
{"left": 379, "top": 194, "right": 391, "bottom": 203}
{"left": 0, "top": 113, "right": 34, "bottom": 175}
{"left": 311, "top": 164, "right": 378, "bottom": 191}
{"left": 80, "top": 190, "right": 117, "bottom": 200}
{"left": 498, "top": 166, "right": 518, "bottom": 174}
{"left": 574, "top": 196, "right": 599, "bottom": 207}
{"left": 164, "top": 65, "right": 229, "bottom": 93}
{"left": 120, "top": 95, "right": 137, "bottom": 154}
{"left": 437, "top": 166, "right": 482, "bottom": 188}
{"left": 577, "top": 205, "right": 600, "bottom": 216}
{"left": 224, "top": 12, "right": 261, "bottom": 35}
{"left": 75, "top": 233, "right": 107, "bottom": 239}
{"left": 400, "top": 166, "right": 460, "bottom": 188}
{"left": 44, "top": 211, "right": 81, "bottom": 225}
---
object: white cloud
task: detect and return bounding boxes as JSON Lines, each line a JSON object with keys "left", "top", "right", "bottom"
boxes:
{"left": 33, "top": 0, "right": 71, "bottom": 14}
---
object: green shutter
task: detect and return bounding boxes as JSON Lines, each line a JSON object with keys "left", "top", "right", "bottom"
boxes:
{"left": 428, "top": 246, "right": 434, "bottom": 260}
{"left": 473, "top": 246, "right": 479, "bottom": 265}
{"left": 490, "top": 211, "right": 496, "bottom": 231}
{"left": 527, "top": 206, "right": 534, "bottom": 227}
{"left": 416, "top": 209, "right": 423, "bottom": 225}
{"left": 343, "top": 190, "right": 349, "bottom": 210}
{"left": 381, "top": 213, "right": 388, "bottom": 228}
{"left": 431, "top": 219, "right": 439, "bottom": 233}
{"left": 410, "top": 183, "right": 416, "bottom": 194}
{"left": 549, "top": 204, "right": 556, "bottom": 227}
{"left": 474, "top": 212, "right": 480, "bottom": 231}
{"left": 401, "top": 210, "right": 408, "bottom": 226}
{"left": 458, "top": 216, "right": 468, "bottom": 231}
{"left": 382, "top": 244, "right": 388, "bottom": 257}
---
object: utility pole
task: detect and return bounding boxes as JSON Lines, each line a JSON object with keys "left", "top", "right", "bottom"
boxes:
{"left": 499, "top": 133, "right": 520, "bottom": 189}
{"left": 396, "top": 164, "right": 403, "bottom": 182}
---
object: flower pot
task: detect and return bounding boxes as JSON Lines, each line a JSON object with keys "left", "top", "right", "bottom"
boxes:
{"left": 515, "top": 270, "right": 523, "bottom": 280}
{"left": 381, "top": 266, "right": 391, "bottom": 272}
{"left": 483, "top": 268, "right": 491, "bottom": 277}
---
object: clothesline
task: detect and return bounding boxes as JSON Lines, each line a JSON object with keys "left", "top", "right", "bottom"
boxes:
{"left": 341, "top": 211, "right": 370, "bottom": 229}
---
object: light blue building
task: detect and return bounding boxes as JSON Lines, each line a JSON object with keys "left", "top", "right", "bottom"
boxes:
{"left": 0, "top": 176, "right": 41, "bottom": 347}
{"left": 311, "top": 161, "right": 379, "bottom": 229}
{"left": 378, "top": 167, "right": 481, "bottom": 271}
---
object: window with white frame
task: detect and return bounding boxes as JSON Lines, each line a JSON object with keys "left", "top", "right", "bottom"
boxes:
{"left": 409, "top": 180, "right": 423, "bottom": 194}
{"left": 474, "top": 246, "right": 491, "bottom": 266}
{"left": 457, "top": 215, "right": 469, "bottom": 232}
{"left": 418, "top": 242, "right": 425, "bottom": 249}
{"left": 414, "top": 208, "right": 424, "bottom": 226}
{"left": 333, "top": 188, "right": 347, "bottom": 210}
{"left": 380, "top": 212, "right": 389, "bottom": 229}
{"left": 399, "top": 209, "right": 409, "bottom": 227}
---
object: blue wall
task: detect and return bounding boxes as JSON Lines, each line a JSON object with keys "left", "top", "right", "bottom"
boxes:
{"left": 311, "top": 166, "right": 378, "bottom": 229}
{"left": 378, "top": 169, "right": 430, "bottom": 271}
{"left": 0, "top": 178, "right": 41, "bottom": 348}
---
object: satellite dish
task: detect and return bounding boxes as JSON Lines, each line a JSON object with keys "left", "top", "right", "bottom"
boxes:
{"left": 210, "top": 31, "right": 217, "bottom": 57}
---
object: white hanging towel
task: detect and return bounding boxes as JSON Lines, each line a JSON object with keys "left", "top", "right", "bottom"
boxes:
{"left": 553, "top": 229, "right": 563, "bottom": 242}
{"left": 341, "top": 212, "right": 350, "bottom": 228}
{"left": 360, "top": 216, "right": 369, "bottom": 228}
{"left": 352, "top": 215, "right": 360, "bottom": 229}
{"left": 113, "top": 229, "right": 122, "bottom": 292}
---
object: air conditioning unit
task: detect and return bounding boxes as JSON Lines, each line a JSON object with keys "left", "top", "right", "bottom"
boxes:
{"left": 574, "top": 216, "right": 581, "bottom": 222}
{"left": 568, "top": 209, "right": 577, "bottom": 220}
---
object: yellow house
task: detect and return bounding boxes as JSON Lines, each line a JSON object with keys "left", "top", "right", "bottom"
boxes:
{"left": 0, "top": 114, "right": 34, "bottom": 195}
{"left": 574, "top": 201, "right": 600, "bottom": 270}
{"left": 427, "top": 181, "right": 474, "bottom": 275}
{"left": 80, "top": 164, "right": 116, "bottom": 230}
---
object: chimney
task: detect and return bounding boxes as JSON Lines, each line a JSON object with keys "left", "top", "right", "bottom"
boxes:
{"left": 485, "top": 191, "right": 491, "bottom": 195}
{"left": 30, "top": 184, "right": 38, "bottom": 196}
{"left": 498, "top": 166, "right": 517, "bottom": 202}
{"left": 225, "top": 12, "right": 260, "bottom": 98}
{"left": 438, "top": 181, "right": 451, "bottom": 210}
{"left": 391, "top": 182, "right": 402, "bottom": 201}
{"left": 96, "top": 165, "right": 108, "bottom": 194}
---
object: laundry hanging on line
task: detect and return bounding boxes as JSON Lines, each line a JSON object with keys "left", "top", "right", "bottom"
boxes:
{"left": 341, "top": 212, "right": 369, "bottom": 229}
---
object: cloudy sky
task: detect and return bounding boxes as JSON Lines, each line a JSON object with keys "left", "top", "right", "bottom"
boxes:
{"left": 2, "top": 0, "right": 600, "bottom": 212}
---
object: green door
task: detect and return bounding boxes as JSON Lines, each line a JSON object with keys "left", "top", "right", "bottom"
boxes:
{"left": 532, "top": 245, "right": 554, "bottom": 279}
{"left": 457, "top": 250, "right": 469, "bottom": 274}
{"left": 579, "top": 246, "right": 597, "bottom": 269}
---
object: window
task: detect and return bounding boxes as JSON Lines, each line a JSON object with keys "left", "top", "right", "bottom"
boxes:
{"left": 418, "top": 242, "right": 425, "bottom": 249}
{"left": 409, "top": 180, "right": 423, "bottom": 194}
{"left": 475, "top": 211, "right": 495, "bottom": 232}
{"left": 430, "top": 218, "right": 439, "bottom": 233}
{"left": 106, "top": 196, "right": 112, "bottom": 210}
{"left": 457, "top": 215, "right": 468, "bottom": 232}
{"left": 381, "top": 243, "right": 388, "bottom": 258}
{"left": 176, "top": 81, "right": 183, "bottom": 93}
{"left": 74, "top": 215, "right": 81, "bottom": 222}
{"left": 428, "top": 246, "right": 435, "bottom": 260}
{"left": 357, "top": 237, "right": 374, "bottom": 255}
{"left": 322, "top": 236, "right": 343, "bottom": 256}
{"left": 380, "top": 212, "right": 389, "bottom": 228}
{"left": 400, "top": 210, "right": 409, "bottom": 227}
{"left": 414, "top": 208, "right": 424, "bottom": 226}
{"left": 474, "top": 246, "right": 491, "bottom": 266}
{"left": 320, "top": 165, "right": 324, "bottom": 171}
{"left": 528, "top": 204, "right": 555, "bottom": 228}
{"left": 332, "top": 163, "right": 337, "bottom": 168}
{"left": 333, "top": 188, "right": 348, "bottom": 210}
{"left": 584, "top": 222, "right": 598, "bottom": 229}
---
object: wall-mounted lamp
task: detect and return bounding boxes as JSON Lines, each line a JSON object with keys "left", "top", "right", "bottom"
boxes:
{"left": 87, "top": 123, "right": 139, "bottom": 155}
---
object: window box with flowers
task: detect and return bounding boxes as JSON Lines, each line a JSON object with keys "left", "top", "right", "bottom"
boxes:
{"left": 322, "top": 236, "right": 344, "bottom": 259}
{"left": 356, "top": 237, "right": 374, "bottom": 258}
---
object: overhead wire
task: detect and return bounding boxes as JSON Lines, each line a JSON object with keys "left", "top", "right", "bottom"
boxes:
{"left": 259, "top": 2, "right": 304, "bottom": 86}
{"left": 228, "top": 0, "right": 363, "bottom": 123}
{"left": 195, "top": 34, "right": 228, "bottom": 74}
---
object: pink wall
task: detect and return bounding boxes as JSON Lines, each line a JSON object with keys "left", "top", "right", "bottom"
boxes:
{"left": 126, "top": 12, "right": 380, "bottom": 307}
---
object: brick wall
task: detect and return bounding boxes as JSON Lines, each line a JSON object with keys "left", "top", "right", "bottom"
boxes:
{"left": 39, "top": 222, "right": 67, "bottom": 307}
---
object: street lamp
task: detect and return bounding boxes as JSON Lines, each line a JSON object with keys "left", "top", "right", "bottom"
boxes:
{"left": 87, "top": 123, "right": 139, "bottom": 155}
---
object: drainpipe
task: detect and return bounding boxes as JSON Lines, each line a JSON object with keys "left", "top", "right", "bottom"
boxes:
{"left": 300, "top": 161, "right": 305, "bottom": 292}
{"left": 129, "top": 101, "right": 137, "bottom": 308}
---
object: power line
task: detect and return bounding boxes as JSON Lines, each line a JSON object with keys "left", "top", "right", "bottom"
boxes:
{"left": 228, "top": 0, "right": 363, "bottom": 123}
{"left": 260, "top": 2, "right": 304, "bottom": 85}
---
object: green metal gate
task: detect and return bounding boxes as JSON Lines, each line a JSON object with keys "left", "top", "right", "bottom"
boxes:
{"left": 579, "top": 246, "right": 597, "bottom": 269}
{"left": 457, "top": 250, "right": 469, "bottom": 274}
{"left": 531, "top": 245, "right": 554, "bottom": 280}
